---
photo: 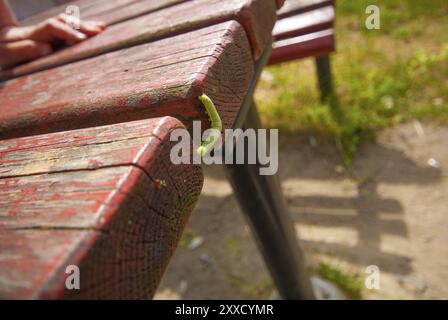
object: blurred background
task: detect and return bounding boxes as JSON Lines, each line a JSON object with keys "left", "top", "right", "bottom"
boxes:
{"left": 155, "top": 0, "right": 448, "bottom": 300}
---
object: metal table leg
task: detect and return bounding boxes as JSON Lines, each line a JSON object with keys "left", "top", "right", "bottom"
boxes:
{"left": 223, "top": 45, "right": 315, "bottom": 299}
{"left": 315, "top": 55, "right": 334, "bottom": 103}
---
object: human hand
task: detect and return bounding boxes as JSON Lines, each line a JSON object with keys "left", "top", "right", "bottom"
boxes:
{"left": 0, "top": 14, "right": 106, "bottom": 69}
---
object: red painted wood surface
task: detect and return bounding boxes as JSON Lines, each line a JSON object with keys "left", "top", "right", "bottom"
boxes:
{"left": 277, "top": 0, "right": 334, "bottom": 18}
{"left": 22, "top": 0, "right": 187, "bottom": 26}
{"left": 268, "top": 29, "right": 334, "bottom": 65}
{"left": 276, "top": 0, "right": 285, "bottom": 9}
{"left": 0, "top": 21, "right": 254, "bottom": 139}
{"left": 0, "top": 117, "right": 204, "bottom": 299}
{"left": 273, "top": 5, "right": 334, "bottom": 40}
{"left": 268, "top": 0, "right": 336, "bottom": 65}
{"left": 2, "top": 0, "right": 277, "bottom": 80}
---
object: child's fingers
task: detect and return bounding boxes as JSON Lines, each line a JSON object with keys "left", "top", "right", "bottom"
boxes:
{"left": 0, "top": 16, "right": 106, "bottom": 45}
{"left": 0, "top": 25, "right": 34, "bottom": 42}
{"left": 57, "top": 14, "right": 107, "bottom": 36}
{"left": 0, "top": 40, "right": 52, "bottom": 69}
{"left": 79, "top": 21, "right": 108, "bottom": 35}
{"left": 32, "top": 18, "right": 87, "bottom": 42}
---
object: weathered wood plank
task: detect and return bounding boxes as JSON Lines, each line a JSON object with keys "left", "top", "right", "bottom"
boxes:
{"left": 0, "top": 117, "right": 204, "bottom": 299}
{"left": 11, "top": 0, "right": 72, "bottom": 20}
{"left": 273, "top": 5, "right": 334, "bottom": 40}
{"left": 277, "top": 0, "right": 334, "bottom": 18}
{"left": 0, "top": 21, "right": 254, "bottom": 139}
{"left": 268, "top": 29, "right": 335, "bottom": 65}
{"left": 22, "top": 0, "right": 188, "bottom": 26}
{"left": 1, "top": 0, "right": 276, "bottom": 79}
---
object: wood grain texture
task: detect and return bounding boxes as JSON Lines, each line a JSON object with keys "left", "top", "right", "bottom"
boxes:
{"left": 273, "top": 5, "right": 334, "bottom": 40}
{"left": 0, "top": 117, "right": 204, "bottom": 299}
{"left": 11, "top": 0, "right": 72, "bottom": 20}
{"left": 22, "top": 0, "right": 187, "bottom": 26}
{"left": 0, "top": 21, "right": 254, "bottom": 139}
{"left": 268, "top": 29, "right": 335, "bottom": 65}
{"left": 2, "top": 0, "right": 276, "bottom": 80}
{"left": 277, "top": 0, "right": 334, "bottom": 18}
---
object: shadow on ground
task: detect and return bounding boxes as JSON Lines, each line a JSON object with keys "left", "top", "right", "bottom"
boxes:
{"left": 155, "top": 122, "right": 447, "bottom": 300}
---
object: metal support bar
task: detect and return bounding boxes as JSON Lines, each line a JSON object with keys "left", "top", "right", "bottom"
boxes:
{"left": 315, "top": 55, "right": 333, "bottom": 103}
{"left": 223, "top": 44, "right": 315, "bottom": 299}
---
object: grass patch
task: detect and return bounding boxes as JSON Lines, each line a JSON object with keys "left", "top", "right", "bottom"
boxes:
{"left": 317, "top": 262, "right": 363, "bottom": 299}
{"left": 255, "top": 0, "right": 448, "bottom": 163}
{"left": 225, "top": 238, "right": 244, "bottom": 261}
{"left": 225, "top": 273, "right": 274, "bottom": 299}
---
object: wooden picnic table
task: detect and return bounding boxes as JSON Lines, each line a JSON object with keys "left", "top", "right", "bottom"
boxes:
{"left": 0, "top": 0, "right": 315, "bottom": 299}
{"left": 0, "top": 117, "right": 202, "bottom": 299}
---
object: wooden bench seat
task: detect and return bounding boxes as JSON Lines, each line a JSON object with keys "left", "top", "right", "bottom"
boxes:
{"left": 269, "top": 28, "right": 334, "bottom": 65}
{"left": 277, "top": 0, "right": 333, "bottom": 17}
{"left": 0, "top": 21, "right": 254, "bottom": 139}
{"left": 1, "top": 0, "right": 277, "bottom": 80}
{"left": 21, "top": 0, "right": 188, "bottom": 26}
{"left": 272, "top": 5, "right": 334, "bottom": 40}
{"left": 0, "top": 117, "right": 203, "bottom": 299}
{"left": 269, "top": 0, "right": 335, "bottom": 65}
{"left": 267, "top": 0, "right": 336, "bottom": 101}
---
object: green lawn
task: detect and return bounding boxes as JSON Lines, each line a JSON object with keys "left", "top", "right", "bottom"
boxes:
{"left": 255, "top": 0, "right": 448, "bottom": 163}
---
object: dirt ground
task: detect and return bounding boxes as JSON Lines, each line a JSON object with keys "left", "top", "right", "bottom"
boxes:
{"left": 154, "top": 121, "right": 448, "bottom": 300}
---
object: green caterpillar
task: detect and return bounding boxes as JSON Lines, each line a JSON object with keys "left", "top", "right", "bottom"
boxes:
{"left": 197, "top": 94, "right": 222, "bottom": 156}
